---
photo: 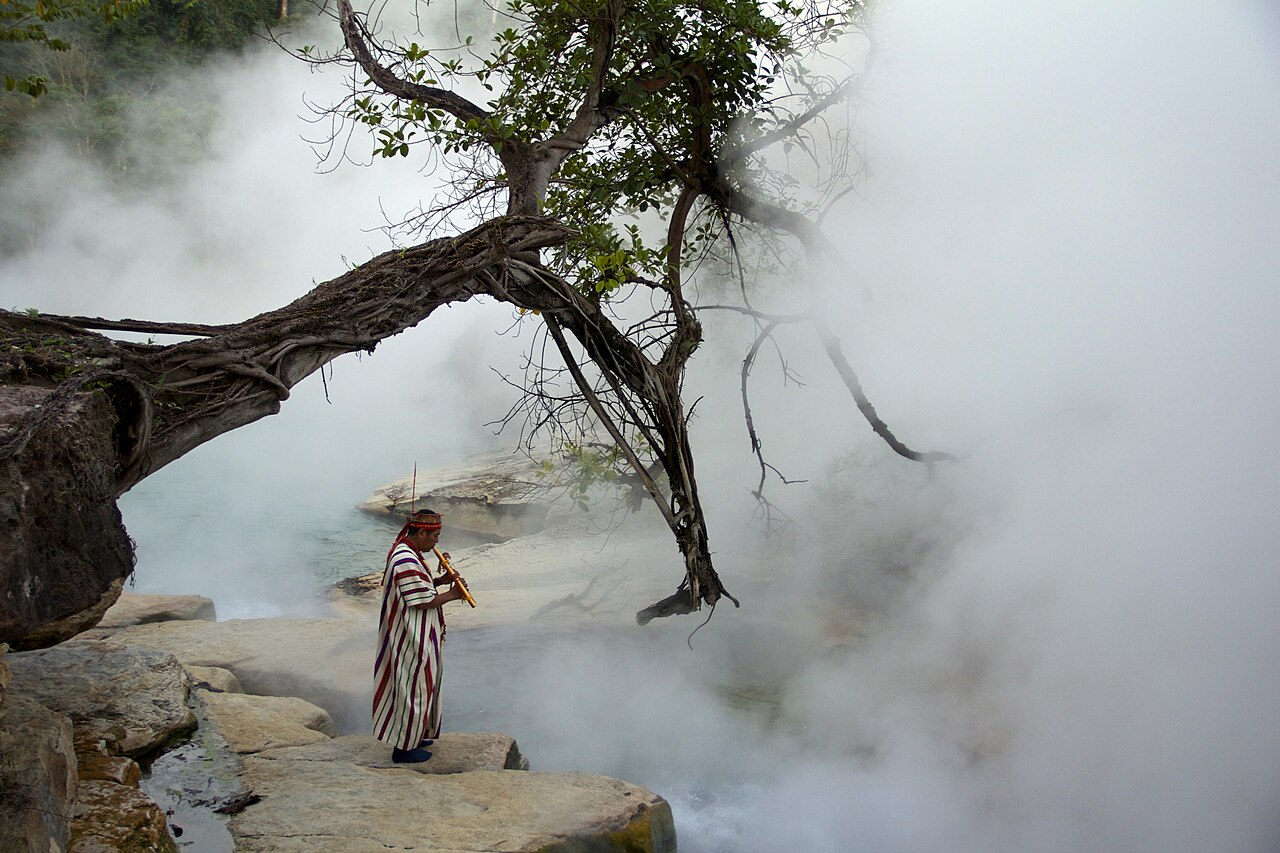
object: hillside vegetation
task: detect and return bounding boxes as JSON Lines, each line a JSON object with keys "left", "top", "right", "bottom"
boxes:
{"left": 0, "top": 0, "right": 278, "bottom": 174}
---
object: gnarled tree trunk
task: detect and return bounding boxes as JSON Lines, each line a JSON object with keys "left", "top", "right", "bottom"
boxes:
{"left": 0, "top": 214, "right": 732, "bottom": 648}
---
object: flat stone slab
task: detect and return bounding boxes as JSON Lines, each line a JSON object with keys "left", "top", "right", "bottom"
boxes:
{"left": 7, "top": 641, "right": 196, "bottom": 757}
{"left": 256, "top": 732, "right": 528, "bottom": 774}
{"left": 232, "top": 762, "right": 675, "bottom": 853}
{"left": 97, "top": 592, "right": 216, "bottom": 630}
{"left": 95, "top": 617, "right": 370, "bottom": 733}
{"left": 202, "top": 692, "right": 336, "bottom": 754}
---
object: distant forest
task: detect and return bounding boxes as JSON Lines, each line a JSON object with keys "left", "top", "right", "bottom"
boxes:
{"left": 0, "top": 0, "right": 279, "bottom": 175}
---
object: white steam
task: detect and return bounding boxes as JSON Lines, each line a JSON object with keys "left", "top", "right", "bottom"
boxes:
{"left": 0, "top": 29, "right": 527, "bottom": 613}
{"left": 2, "top": 1, "right": 1279, "bottom": 851}
{"left": 501, "top": 3, "right": 1280, "bottom": 852}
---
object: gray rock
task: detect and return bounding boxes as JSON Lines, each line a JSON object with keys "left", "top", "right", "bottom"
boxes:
{"left": 184, "top": 664, "right": 243, "bottom": 694}
{"left": 11, "top": 578, "right": 127, "bottom": 652}
{"left": 201, "top": 692, "right": 336, "bottom": 754}
{"left": 360, "top": 452, "right": 553, "bottom": 541}
{"left": 255, "top": 732, "right": 529, "bottom": 774}
{"left": 0, "top": 385, "right": 135, "bottom": 652}
{"left": 69, "top": 779, "right": 177, "bottom": 853}
{"left": 0, "top": 642, "right": 9, "bottom": 710}
{"left": 7, "top": 641, "right": 196, "bottom": 757}
{"left": 0, "top": 695, "right": 77, "bottom": 853}
{"left": 232, "top": 761, "right": 675, "bottom": 853}
{"left": 102, "top": 617, "right": 371, "bottom": 733}
{"left": 97, "top": 592, "right": 216, "bottom": 630}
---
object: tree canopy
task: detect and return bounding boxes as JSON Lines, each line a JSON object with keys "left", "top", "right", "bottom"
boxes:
{"left": 0, "top": 0, "right": 949, "bottom": 650}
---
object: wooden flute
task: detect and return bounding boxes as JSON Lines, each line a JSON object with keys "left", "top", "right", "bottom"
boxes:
{"left": 433, "top": 546, "right": 477, "bottom": 608}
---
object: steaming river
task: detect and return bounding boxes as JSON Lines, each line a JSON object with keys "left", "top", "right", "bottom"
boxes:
{"left": 119, "top": 454, "right": 807, "bottom": 853}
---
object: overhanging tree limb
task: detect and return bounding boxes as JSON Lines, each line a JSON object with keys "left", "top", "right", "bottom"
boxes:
{"left": 4, "top": 0, "right": 941, "bottom": 649}
{"left": 543, "top": 314, "right": 676, "bottom": 532}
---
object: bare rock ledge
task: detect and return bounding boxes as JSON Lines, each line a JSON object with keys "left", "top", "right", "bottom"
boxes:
{"left": 201, "top": 692, "right": 336, "bottom": 754}
{"left": 359, "top": 452, "right": 553, "bottom": 541}
{"left": 232, "top": 763, "right": 675, "bottom": 853}
{"left": 89, "top": 617, "right": 369, "bottom": 732}
{"left": 6, "top": 602, "right": 678, "bottom": 851}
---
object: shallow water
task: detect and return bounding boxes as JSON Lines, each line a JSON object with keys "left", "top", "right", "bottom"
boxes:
{"left": 140, "top": 693, "right": 244, "bottom": 852}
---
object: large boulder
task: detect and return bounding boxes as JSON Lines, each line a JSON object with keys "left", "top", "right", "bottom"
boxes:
{"left": 0, "top": 384, "right": 134, "bottom": 651}
{"left": 4, "top": 641, "right": 195, "bottom": 852}
{"left": 359, "top": 452, "right": 553, "bottom": 541}
{"left": 7, "top": 641, "right": 196, "bottom": 757}
{"left": 231, "top": 762, "right": 675, "bottom": 852}
{"left": 0, "top": 694, "right": 77, "bottom": 853}
{"left": 97, "top": 592, "right": 216, "bottom": 630}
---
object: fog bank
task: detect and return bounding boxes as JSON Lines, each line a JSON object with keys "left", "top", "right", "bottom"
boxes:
{"left": 0, "top": 31, "right": 530, "bottom": 613}
{"left": 1, "top": 1, "right": 1278, "bottom": 851}
{"left": 498, "top": 3, "right": 1280, "bottom": 852}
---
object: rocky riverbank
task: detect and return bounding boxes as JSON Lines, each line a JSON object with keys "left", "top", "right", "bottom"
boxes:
{"left": 0, "top": 591, "right": 676, "bottom": 852}
{"left": 1, "top": 456, "right": 689, "bottom": 852}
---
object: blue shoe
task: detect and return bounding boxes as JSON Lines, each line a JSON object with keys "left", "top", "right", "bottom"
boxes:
{"left": 419, "top": 739, "right": 434, "bottom": 748}
{"left": 392, "top": 747, "right": 432, "bottom": 763}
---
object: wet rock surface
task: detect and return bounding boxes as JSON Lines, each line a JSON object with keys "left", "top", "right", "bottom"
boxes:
{"left": 141, "top": 688, "right": 246, "bottom": 853}
{"left": 76, "top": 752, "right": 142, "bottom": 786}
{"left": 69, "top": 779, "right": 178, "bottom": 853}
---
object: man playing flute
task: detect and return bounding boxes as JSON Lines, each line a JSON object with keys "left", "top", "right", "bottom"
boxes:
{"left": 372, "top": 508, "right": 468, "bottom": 763}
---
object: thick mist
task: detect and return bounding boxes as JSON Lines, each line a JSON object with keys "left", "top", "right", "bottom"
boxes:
{"left": 0, "top": 28, "right": 531, "bottom": 613}
{"left": 498, "top": 3, "right": 1280, "bottom": 853}
{"left": 2, "top": 1, "right": 1279, "bottom": 851}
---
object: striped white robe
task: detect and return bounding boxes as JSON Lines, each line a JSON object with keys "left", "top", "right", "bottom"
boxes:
{"left": 372, "top": 542, "right": 444, "bottom": 749}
